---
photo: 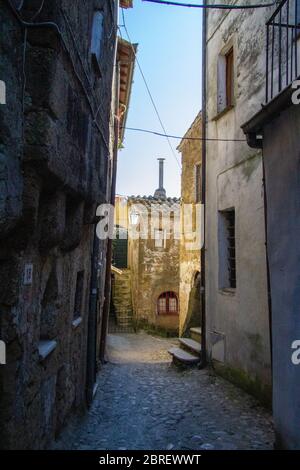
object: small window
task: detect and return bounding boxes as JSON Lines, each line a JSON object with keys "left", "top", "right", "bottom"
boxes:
{"left": 219, "top": 209, "right": 236, "bottom": 289}
{"left": 195, "top": 164, "right": 202, "bottom": 203}
{"left": 112, "top": 226, "right": 128, "bottom": 268}
{"left": 40, "top": 267, "right": 59, "bottom": 340}
{"left": 154, "top": 229, "right": 166, "bottom": 249}
{"left": 217, "top": 46, "right": 234, "bottom": 114}
{"left": 74, "top": 271, "right": 84, "bottom": 319}
{"left": 91, "top": 11, "right": 104, "bottom": 73}
{"left": 226, "top": 48, "right": 234, "bottom": 108}
{"left": 157, "top": 292, "right": 178, "bottom": 315}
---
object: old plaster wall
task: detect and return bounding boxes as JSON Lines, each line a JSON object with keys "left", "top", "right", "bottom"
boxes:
{"left": 178, "top": 113, "right": 202, "bottom": 336}
{"left": 205, "top": 5, "right": 272, "bottom": 401}
{"left": 0, "top": 0, "right": 117, "bottom": 449}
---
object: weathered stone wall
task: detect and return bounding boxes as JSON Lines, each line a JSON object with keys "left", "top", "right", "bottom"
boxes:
{"left": 128, "top": 197, "right": 180, "bottom": 335}
{"left": 205, "top": 5, "right": 273, "bottom": 402}
{"left": 0, "top": 4, "right": 23, "bottom": 238}
{"left": 0, "top": 0, "right": 117, "bottom": 449}
{"left": 177, "top": 113, "right": 202, "bottom": 336}
{"left": 112, "top": 269, "right": 133, "bottom": 326}
{"left": 112, "top": 196, "right": 180, "bottom": 334}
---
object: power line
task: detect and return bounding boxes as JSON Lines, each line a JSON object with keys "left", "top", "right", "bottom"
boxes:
{"left": 121, "top": 8, "right": 181, "bottom": 170}
{"left": 142, "top": 0, "right": 276, "bottom": 9}
{"left": 122, "top": 126, "right": 248, "bottom": 142}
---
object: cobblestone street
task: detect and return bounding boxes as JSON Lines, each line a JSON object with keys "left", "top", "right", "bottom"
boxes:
{"left": 54, "top": 333, "right": 274, "bottom": 451}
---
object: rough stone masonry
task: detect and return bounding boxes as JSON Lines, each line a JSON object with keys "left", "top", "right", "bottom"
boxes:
{"left": 0, "top": 0, "right": 118, "bottom": 449}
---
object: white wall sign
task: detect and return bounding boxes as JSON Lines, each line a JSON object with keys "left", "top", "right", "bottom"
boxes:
{"left": 0, "top": 80, "right": 6, "bottom": 105}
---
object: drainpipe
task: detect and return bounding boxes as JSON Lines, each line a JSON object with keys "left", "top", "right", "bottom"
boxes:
{"left": 199, "top": 4, "right": 207, "bottom": 369}
{"left": 99, "top": 64, "right": 120, "bottom": 363}
{"left": 261, "top": 152, "right": 273, "bottom": 368}
{"left": 86, "top": 226, "right": 100, "bottom": 406}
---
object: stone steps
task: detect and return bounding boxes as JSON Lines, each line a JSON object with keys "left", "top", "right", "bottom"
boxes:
{"left": 179, "top": 337, "right": 201, "bottom": 355}
{"left": 168, "top": 347, "right": 200, "bottom": 366}
{"left": 190, "top": 327, "right": 202, "bottom": 343}
{"left": 168, "top": 326, "right": 202, "bottom": 367}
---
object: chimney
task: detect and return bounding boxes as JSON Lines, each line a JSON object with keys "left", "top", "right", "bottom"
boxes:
{"left": 154, "top": 158, "right": 166, "bottom": 200}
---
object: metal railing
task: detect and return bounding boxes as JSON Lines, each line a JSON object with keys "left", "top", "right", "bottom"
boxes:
{"left": 266, "top": 0, "right": 300, "bottom": 102}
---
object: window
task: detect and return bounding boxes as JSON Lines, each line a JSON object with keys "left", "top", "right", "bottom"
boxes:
{"left": 91, "top": 11, "right": 104, "bottom": 73}
{"left": 112, "top": 226, "right": 128, "bottom": 268}
{"left": 219, "top": 209, "right": 236, "bottom": 289}
{"left": 40, "top": 266, "right": 59, "bottom": 341}
{"left": 169, "top": 297, "right": 177, "bottom": 313}
{"left": 225, "top": 48, "right": 234, "bottom": 108}
{"left": 158, "top": 296, "right": 167, "bottom": 314}
{"left": 195, "top": 164, "right": 202, "bottom": 203}
{"left": 157, "top": 292, "right": 178, "bottom": 315}
{"left": 217, "top": 46, "right": 234, "bottom": 114}
{"left": 74, "top": 271, "right": 84, "bottom": 319}
{"left": 154, "top": 229, "right": 166, "bottom": 249}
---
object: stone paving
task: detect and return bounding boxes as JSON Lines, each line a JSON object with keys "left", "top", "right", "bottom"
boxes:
{"left": 54, "top": 332, "right": 274, "bottom": 450}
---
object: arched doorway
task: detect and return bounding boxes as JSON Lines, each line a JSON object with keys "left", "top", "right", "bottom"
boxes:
{"left": 157, "top": 291, "right": 178, "bottom": 315}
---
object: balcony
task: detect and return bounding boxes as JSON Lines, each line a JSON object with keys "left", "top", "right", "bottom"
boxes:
{"left": 266, "top": 0, "right": 300, "bottom": 102}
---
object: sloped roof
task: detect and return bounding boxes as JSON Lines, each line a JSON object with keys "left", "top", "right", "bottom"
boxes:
{"left": 128, "top": 196, "right": 181, "bottom": 213}
{"left": 117, "top": 38, "right": 137, "bottom": 142}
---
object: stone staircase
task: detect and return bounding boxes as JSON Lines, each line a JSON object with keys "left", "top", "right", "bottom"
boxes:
{"left": 169, "top": 327, "right": 202, "bottom": 366}
{"left": 111, "top": 268, "right": 134, "bottom": 331}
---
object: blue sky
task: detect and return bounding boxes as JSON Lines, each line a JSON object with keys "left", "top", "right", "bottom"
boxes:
{"left": 117, "top": 1, "right": 202, "bottom": 198}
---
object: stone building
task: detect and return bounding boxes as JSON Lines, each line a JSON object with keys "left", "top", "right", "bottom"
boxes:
{"left": 242, "top": 0, "right": 300, "bottom": 449}
{"left": 112, "top": 160, "right": 180, "bottom": 335}
{"left": 203, "top": 3, "right": 273, "bottom": 403}
{"left": 0, "top": 0, "right": 134, "bottom": 449}
{"left": 177, "top": 112, "right": 202, "bottom": 337}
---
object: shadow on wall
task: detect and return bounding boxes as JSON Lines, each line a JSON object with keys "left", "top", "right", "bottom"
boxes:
{"left": 181, "top": 271, "right": 201, "bottom": 337}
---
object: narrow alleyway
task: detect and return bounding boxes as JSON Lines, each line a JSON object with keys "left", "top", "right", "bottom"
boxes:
{"left": 54, "top": 333, "right": 274, "bottom": 450}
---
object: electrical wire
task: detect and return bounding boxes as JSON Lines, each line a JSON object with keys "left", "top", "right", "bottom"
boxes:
{"left": 121, "top": 8, "right": 182, "bottom": 170}
{"left": 29, "top": 0, "right": 45, "bottom": 21}
{"left": 122, "top": 126, "right": 248, "bottom": 142}
{"left": 142, "top": 0, "right": 277, "bottom": 9}
{"left": 6, "top": 0, "right": 110, "bottom": 150}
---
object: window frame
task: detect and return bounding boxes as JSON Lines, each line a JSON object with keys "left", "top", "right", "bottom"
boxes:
{"left": 157, "top": 292, "right": 179, "bottom": 316}
{"left": 90, "top": 10, "right": 105, "bottom": 76}
{"left": 154, "top": 228, "right": 167, "bottom": 249}
{"left": 218, "top": 208, "right": 236, "bottom": 291}
{"left": 216, "top": 44, "right": 235, "bottom": 118}
{"left": 225, "top": 47, "right": 234, "bottom": 108}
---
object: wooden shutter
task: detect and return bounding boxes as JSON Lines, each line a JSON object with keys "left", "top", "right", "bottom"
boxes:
{"left": 226, "top": 48, "right": 234, "bottom": 107}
